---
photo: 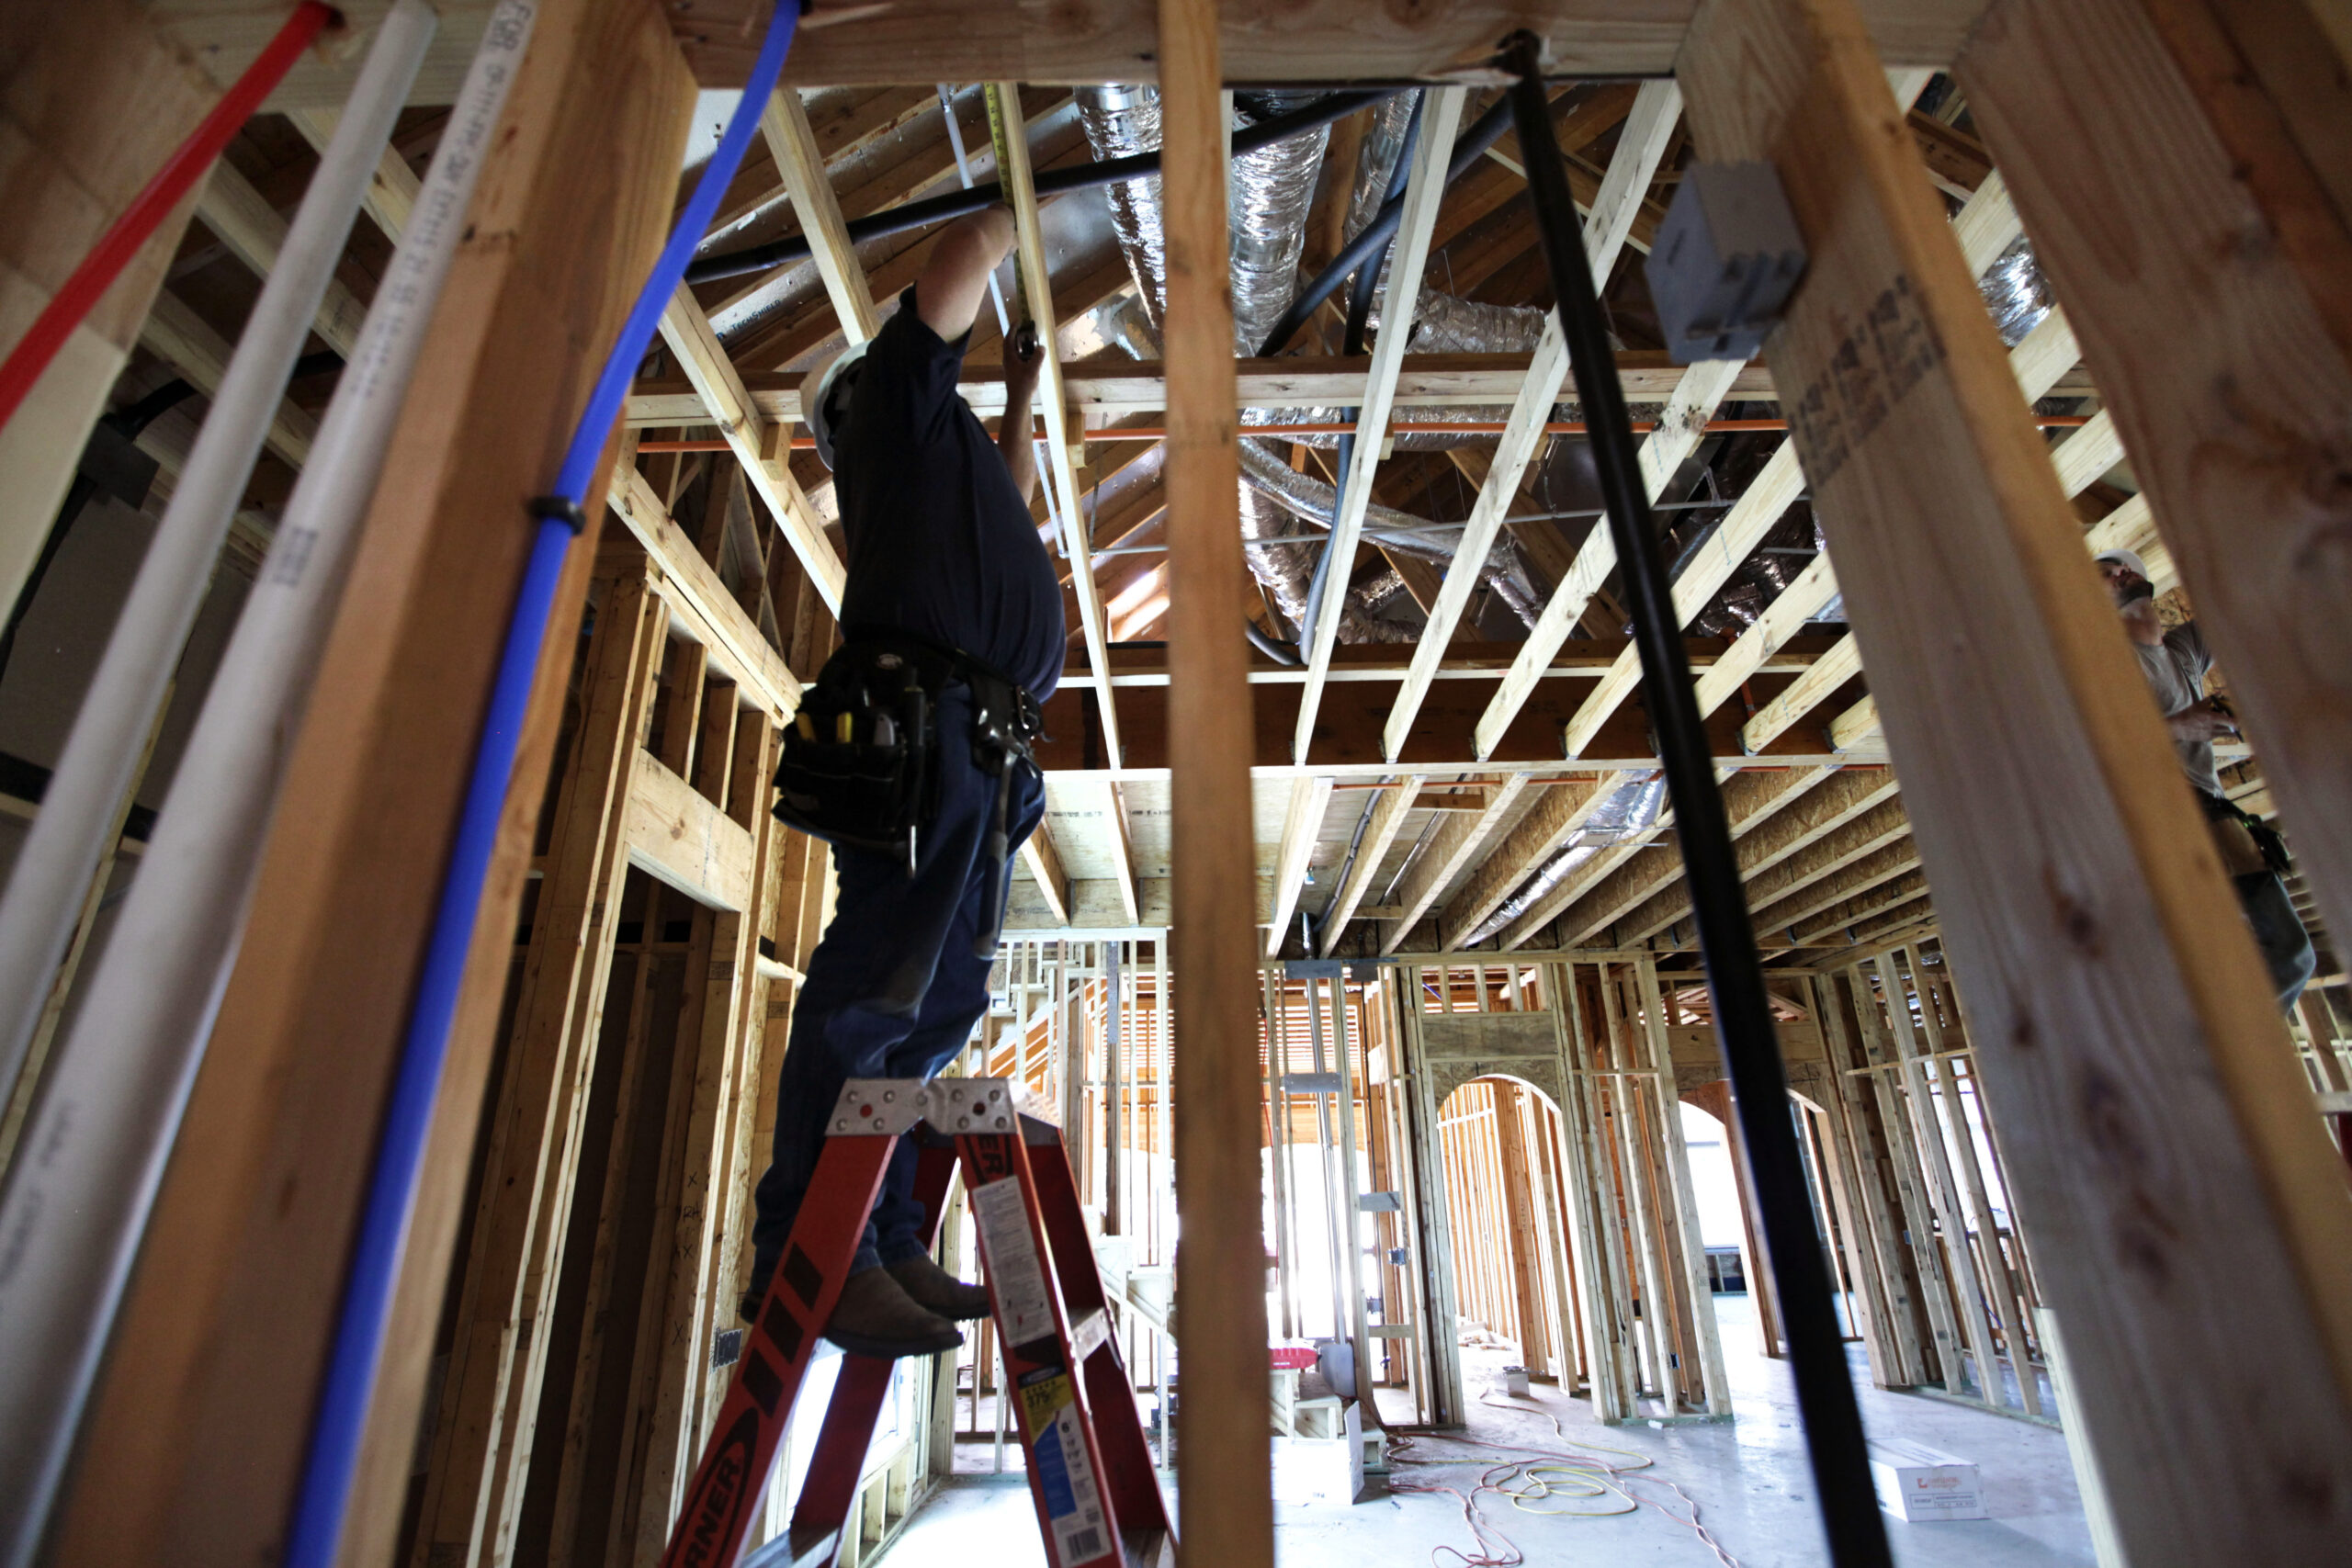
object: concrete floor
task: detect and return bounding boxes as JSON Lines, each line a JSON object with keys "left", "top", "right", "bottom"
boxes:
{"left": 888, "top": 1294, "right": 2096, "bottom": 1568}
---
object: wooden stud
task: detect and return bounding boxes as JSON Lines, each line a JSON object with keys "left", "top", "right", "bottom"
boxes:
{"left": 1159, "top": 0, "right": 1272, "bottom": 1557}
{"left": 762, "top": 88, "right": 880, "bottom": 344}
{"left": 1960, "top": 0, "right": 2352, "bottom": 980}
{"left": 1292, "top": 87, "right": 1468, "bottom": 765}
{"left": 1680, "top": 3, "right": 2352, "bottom": 1551}
{"left": 52, "top": 9, "right": 703, "bottom": 1560}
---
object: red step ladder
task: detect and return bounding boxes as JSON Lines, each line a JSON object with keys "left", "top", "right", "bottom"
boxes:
{"left": 660, "top": 1077, "right": 1175, "bottom": 1568}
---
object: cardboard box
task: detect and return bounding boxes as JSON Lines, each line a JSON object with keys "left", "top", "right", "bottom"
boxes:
{"left": 1868, "top": 1438, "right": 1986, "bottom": 1521}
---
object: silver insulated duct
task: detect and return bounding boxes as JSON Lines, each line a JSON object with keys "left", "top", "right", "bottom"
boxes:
{"left": 1460, "top": 773, "right": 1668, "bottom": 946}
{"left": 1077, "top": 86, "right": 1330, "bottom": 355}
{"left": 1979, "top": 234, "right": 2053, "bottom": 347}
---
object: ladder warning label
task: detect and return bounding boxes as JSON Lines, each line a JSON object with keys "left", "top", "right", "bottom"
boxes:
{"left": 1021, "top": 1373, "right": 1109, "bottom": 1563}
{"left": 973, "top": 1175, "right": 1054, "bottom": 1343}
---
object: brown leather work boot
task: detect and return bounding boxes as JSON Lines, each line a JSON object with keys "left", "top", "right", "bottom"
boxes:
{"left": 824, "top": 1265, "right": 962, "bottom": 1359}
{"left": 888, "top": 1254, "right": 993, "bottom": 1321}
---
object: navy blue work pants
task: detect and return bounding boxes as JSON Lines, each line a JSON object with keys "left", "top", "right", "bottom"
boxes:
{"left": 750, "top": 684, "right": 1043, "bottom": 1288}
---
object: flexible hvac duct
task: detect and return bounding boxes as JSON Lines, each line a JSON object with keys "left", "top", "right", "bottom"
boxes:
{"left": 1460, "top": 772, "right": 1667, "bottom": 946}
{"left": 1237, "top": 439, "right": 1543, "bottom": 629}
{"left": 1339, "top": 93, "right": 1551, "bottom": 355}
{"left": 1980, "top": 234, "right": 2052, "bottom": 347}
{"left": 1076, "top": 85, "right": 1170, "bottom": 336}
{"left": 1239, "top": 481, "right": 1413, "bottom": 644}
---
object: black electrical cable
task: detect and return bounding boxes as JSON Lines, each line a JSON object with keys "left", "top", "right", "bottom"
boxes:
{"left": 1255, "top": 91, "right": 1515, "bottom": 357}
{"left": 684, "top": 88, "right": 1393, "bottom": 287}
{"left": 1243, "top": 617, "right": 1302, "bottom": 666}
{"left": 1495, "top": 31, "right": 1893, "bottom": 1568}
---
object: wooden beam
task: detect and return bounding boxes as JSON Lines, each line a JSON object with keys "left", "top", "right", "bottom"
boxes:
{"left": 1020, "top": 818, "right": 1072, "bottom": 925}
{"left": 1564, "top": 441, "right": 1807, "bottom": 757}
{"left": 195, "top": 157, "right": 370, "bottom": 355}
{"left": 1679, "top": 5, "right": 2352, "bottom": 1557}
{"left": 137, "top": 290, "right": 320, "bottom": 470}
{"left": 1436, "top": 773, "right": 1616, "bottom": 949}
{"left": 1265, "top": 774, "right": 1334, "bottom": 955}
{"left": 1555, "top": 767, "right": 1835, "bottom": 944}
{"left": 760, "top": 87, "right": 878, "bottom": 344}
{"left": 1612, "top": 768, "right": 1903, "bottom": 943}
{"left": 627, "top": 749, "right": 757, "bottom": 910}
{"left": 604, "top": 457, "right": 800, "bottom": 715}
{"left": 993, "top": 78, "right": 1123, "bottom": 768}
{"left": 1757, "top": 836, "right": 1925, "bottom": 936}
{"left": 1381, "top": 772, "right": 1531, "bottom": 953}
{"left": 1473, "top": 355, "right": 1751, "bottom": 761}
{"left": 674, "top": 2, "right": 2007, "bottom": 86}
{"left": 1775, "top": 868, "right": 1929, "bottom": 946}
{"left": 1292, "top": 85, "right": 1467, "bottom": 764}
{"left": 1961, "top": 0, "right": 2352, "bottom": 991}
{"left": 1741, "top": 301, "right": 2096, "bottom": 752}
{"left": 626, "top": 350, "right": 1802, "bottom": 431}
{"left": 1318, "top": 773, "right": 1423, "bottom": 955}
{"left": 1159, "top": 1, "right": 1272, "bottom": 1562}
{"left": 656, "top": 285, "right": 844, "bottom": 612}
{"left": 1383, "top": 81, "right": 1681, "bottom": 760}
{"left": 49, "top": 5, "right": 701, "bottom": 1562}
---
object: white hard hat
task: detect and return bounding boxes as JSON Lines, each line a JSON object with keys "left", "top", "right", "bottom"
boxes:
{"left": 803, "top": 339, "right": 871, "bottom": 470}
{"left": 2094, "top": 547, "right": 2150, "bottom": 582}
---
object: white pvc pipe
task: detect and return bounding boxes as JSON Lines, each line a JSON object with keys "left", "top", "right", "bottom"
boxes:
{"left": 0, "top": 6, "right": 440, "bottom": 1559}
{"left": 0, "top": 4, "right": 435, "bottom": 1104}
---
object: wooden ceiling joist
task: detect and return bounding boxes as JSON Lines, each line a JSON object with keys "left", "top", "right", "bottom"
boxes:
{"left": 1316, "top": 773, "right": 1424, "bottom": 955}
{"left": 1381, "top": 771, "right": 1532, "bottom": 953}
{"left": 1379, "top": 80, "right": 1680, "bottom": 762}
{"left": 657, "top": 288, "right": 846, "bottom": 610}
{"left": 1611, "top": 767, "right": 1903, "bottom": 943}
{"left": 1680, "top": 9, "right": 2352, "bottom": 1551}
{"left": 1549, "top": 765, "right": 1832, "bottom": 945}
{"left": 1290, "top": 85, "right": 1467, "bottom": 765}
{"left": 626, "top": 350, "right": 1796, "bottom": 428}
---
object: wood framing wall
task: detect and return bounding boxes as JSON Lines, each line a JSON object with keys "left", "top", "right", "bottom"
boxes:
{"left": 50, "top": 5, "right": 706, "bottom": 1561}
{"left": 6, "top": 5, "right": 2348, "bottom": 1563}
{"left": 1677, "top": 0, "right": 2352, "bottom": 1554}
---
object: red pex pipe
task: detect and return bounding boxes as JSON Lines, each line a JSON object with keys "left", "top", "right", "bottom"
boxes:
{"left": 0, "top": 1, "right": 333, "bottom": 434}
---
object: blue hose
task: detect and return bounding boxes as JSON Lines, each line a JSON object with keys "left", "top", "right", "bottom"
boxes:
{"left": 282, "top": 7, "right": 802, "bottom": 1562}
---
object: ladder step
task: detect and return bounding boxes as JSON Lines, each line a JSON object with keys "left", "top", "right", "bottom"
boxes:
{"left": 1123, "top": 1527, "right": 1175, "bottom": 1568}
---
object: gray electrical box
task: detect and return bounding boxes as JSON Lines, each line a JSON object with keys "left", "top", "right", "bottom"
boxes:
{"left": 1644, "top": 162, "right": 1808, "bottom": 364}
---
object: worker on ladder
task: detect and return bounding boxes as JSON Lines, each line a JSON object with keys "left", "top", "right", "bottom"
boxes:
{"left": 749, "top": 203, "right": 1062, "bottom": 1358}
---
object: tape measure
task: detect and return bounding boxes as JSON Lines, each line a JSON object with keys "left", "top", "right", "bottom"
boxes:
{"left": 981, "top": 84, "right": 1032, "bottom": 328}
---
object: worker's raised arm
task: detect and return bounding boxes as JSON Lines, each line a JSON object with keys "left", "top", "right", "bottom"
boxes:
{"left": 998, "top": 323, "right": 1043, "bottom": 504}
{"left": 913, "top": 205, "right": 1015, "bottom": 343}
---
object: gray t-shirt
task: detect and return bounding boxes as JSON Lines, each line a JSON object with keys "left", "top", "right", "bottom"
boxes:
{"left": 2132, "top": 621, "right": 2219, "bottom": 796}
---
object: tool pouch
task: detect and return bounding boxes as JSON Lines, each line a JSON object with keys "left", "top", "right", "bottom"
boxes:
{"left": 773, "top": 637, "right": 954, "bottom": 866}
{"left": 2199, "top": 789, "right": 2290, "bottom": 879}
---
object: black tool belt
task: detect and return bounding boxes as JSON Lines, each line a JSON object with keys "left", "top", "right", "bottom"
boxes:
{"left": 2198, "top": 788, "right": 2291, "bottom": 879}
{"left": 772, "top": 631, "right": 1043, "bottom": 917}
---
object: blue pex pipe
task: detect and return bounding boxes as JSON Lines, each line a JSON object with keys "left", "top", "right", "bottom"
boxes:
{"left": 282, "top": 6, "right": 803, "bottom": 1562}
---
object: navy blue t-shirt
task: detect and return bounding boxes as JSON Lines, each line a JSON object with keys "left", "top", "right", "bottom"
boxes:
{"left": 833, "top": 288, "right": 1066, "bottom": 702}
